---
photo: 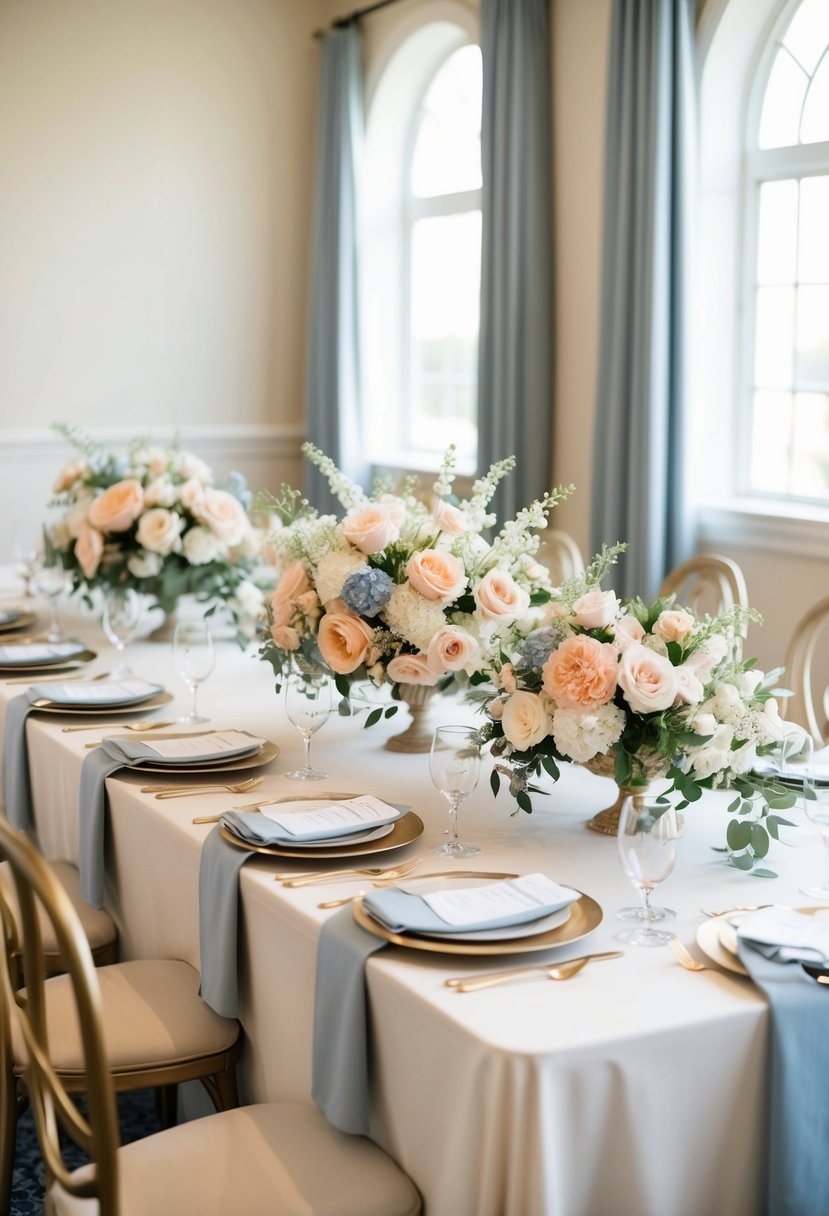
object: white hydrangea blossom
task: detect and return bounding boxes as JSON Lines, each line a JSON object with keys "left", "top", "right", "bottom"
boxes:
{"left": 313, "top": 550, "right": 367, "bottom": 605}
{"left": 552, "top": 703, "right": 626, "bottom": 763}
{"left": 182, "top": 526, "right": 222, "bottom": 566}
{"left": 383, "top": 584, "right": 448, "bottom": 653}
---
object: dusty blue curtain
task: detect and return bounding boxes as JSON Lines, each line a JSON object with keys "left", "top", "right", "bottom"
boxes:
{"left": 477, "top": 0, "right": 553, "bottom": 519}
{"left": 305, "top": 27, "right": 368, "bottom": 514}
{"left": 591, "top": 0, "right": 695, "bottom": 599}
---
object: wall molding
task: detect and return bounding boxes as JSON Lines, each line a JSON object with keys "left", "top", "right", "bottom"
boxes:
{"left": 698, "top": 501, "right": 829, "bottom": 562}
{"left": 0, "top": 423, "right": 305, "bottom": 464}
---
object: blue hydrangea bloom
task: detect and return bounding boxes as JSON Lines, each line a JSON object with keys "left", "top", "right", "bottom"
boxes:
{"left": 341, "top": 567, "right": 394, "bottom": 617}
{"left": 517, "top": 627, "right": 561, "bottom": 669}
{"left": 224, "top": 470, "right": 252, "bottom": 509}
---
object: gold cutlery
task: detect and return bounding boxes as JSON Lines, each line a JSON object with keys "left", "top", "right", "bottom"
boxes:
{"left": 699, "top": 904, "right": 773, "bottom": 918}
{"left": 668, "top": 938, "right": 710, "bottom": 972}
{"left": 189, "top": 789, "right": 356, "bottom": 825}
{"left": 317, "top": 870, "right": 518, "bottom": 909}
{"left": 446, "top": 951, "right": 624, "bottom": 992}
{"left": 63, "top": 719, "right": 177, "bottom": 733}
{"left": 280, "top": 858, "right": 422, "bottom": 888}
{"left": 5, "top": 670, "right": 110, "bottom": 686}
{"left": 147, "top": 776, "right": 264, "bottom": 801}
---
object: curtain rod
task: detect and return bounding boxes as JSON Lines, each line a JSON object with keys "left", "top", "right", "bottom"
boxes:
{"left": 314, "top": 0, "right": 402, "bottom": 40}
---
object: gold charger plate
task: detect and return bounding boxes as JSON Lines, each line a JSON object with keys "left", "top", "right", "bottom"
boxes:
{"left": 352, "top": 887, "right": 602, "bottom": 956}
{"left": 32, "top": 690, "right": 174, "bottom": 715}
{"left": 132, "top": 738, "right": 279, "bottom": 775}
{"left": 0, "top": 612, "right": 37, "bottom": 634}
{"left": 219, "top": 809, "right": 423, "bottom": 859}
{"left": 695, "top": 906, "right": 829, "bottom": 976}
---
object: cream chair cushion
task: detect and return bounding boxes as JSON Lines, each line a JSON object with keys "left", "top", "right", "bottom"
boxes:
{"left": 49, "top": 1102, "right": 421, "bottom": 1216}
{"left": 0, "top": 858, "right": 116, "bottom": 954}
{"left": 11, "top": 959, "right": 237, "bottom": 1074}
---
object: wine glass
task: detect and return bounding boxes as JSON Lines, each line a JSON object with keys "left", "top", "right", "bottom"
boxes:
{"left": 102, "top": 588, "right": 142, "bottom": 677}
{"left": 429, "top": 726, "right": 481, "bottom": 858}
{"left": 172, "top": 621, "right": 215, "bottom": 724}
{"left": 616, "top": 794, "right": 683, "bottom": 946}
{"left": 284, "top": 669, "right": 333, "bottom": 780}
{"left": 12, "top": 527, "right": 43, "bottom": 605}
{"left": 32, "top": 562, "right": 69, "bottom": 643}
{"left": 791, "top": 734, "right": 829, "bottom": 900}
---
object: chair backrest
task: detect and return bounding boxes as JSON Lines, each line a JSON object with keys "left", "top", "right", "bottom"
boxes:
{"left": 536, "top": 529, "right": 585, "bottom": 586}
{"left": 658, "top": 554, "right": 749, "bottom": 619}
{"left": 782, "top": 595, "right": 829, "bottom": 744}
{"left": 0, "top": 817, "right": 120, "bottom": 1213}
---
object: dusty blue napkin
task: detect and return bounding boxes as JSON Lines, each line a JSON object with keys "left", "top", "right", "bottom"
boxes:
{"left": 362, "top": 878, "right": 579, "bottom": 935}
{"left": 220, "top": 800, "right": 406, "bottom": 846}
{"left": 198, "top": 825, "right": 257, "bottom": 1017}
{"left": 3, "top": 695, "right": 37, "bottom": 833}
{"left": 312, "top": 907, "right": 388, "bottom": 1134}
{"left": 78, "top": 748, "right": 129, "bottom": 907}
{"left": 737, "top": 939, "right": 829, "bottom": 1216}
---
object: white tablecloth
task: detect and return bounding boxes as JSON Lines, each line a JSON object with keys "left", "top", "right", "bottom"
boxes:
{"left": 2, "top": 600, "right": 820, "bottom": 1215}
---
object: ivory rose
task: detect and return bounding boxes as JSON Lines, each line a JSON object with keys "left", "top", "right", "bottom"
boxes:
{"left": 617, "top": 643, "right": 677, "bottom": 713}
{"left": 174, "top": 451, "right": 212, "bottom": 483}
{"left": 474, "top": 569, "right": 531, "bottom": 622}
{"left": 685, "top": 633, "right": 730, "bottom": 676}
{"left": 179, "top": 478, "right": 206, "bottom": 513}
{"left": 182, "top": 526, "right": 221, "bottom": 566}
{"left": 87, "top": 480, "right": 144, "bottom": 533}
{"left": 426, "top": 626, "right": 481, "bottom": 673}
{"left": 342, "top": 505, "right": 400, "bottom": 555}
{"left": 407, "top": 550, "right": 466, "bottom": 602}
{"left": 572, "top": 589, "right": 619, "bottom": 631}
{"left": 614, "top": 614, "right": 646, "bottom": 652}
{"left": 377, "top": 495, "right": 407, "bottom": 529}
{"left": 431, "top": 499, "right": 467, "bottom": 535}
{"left": 318, "top": 612, "right": 374, "bottom": 674}
{"left": 542, "top": 635, "right": 618, "bottom": 709}
{"left": 196, "top": 488, "right": 248, "bottom": 547}
{"left": 674, "top": 664, "right": 704, "bottom": 705}
{"left": 136, "top": 508, "right": 183, "bottom": 555}
{"left": 653, "top": 609, "right": 695, "bottom": 644}
{"left": 74, "top": 525, "right": 103, "bottom": 580}
{"left": 501, "top": 691, "right": 551, "bottom": 750}
{"left": 386, "top": 653, "right": 439, "bottom": 685}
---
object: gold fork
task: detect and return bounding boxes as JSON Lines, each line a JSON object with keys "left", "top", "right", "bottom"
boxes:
{"left": 448, "top": 952, "right": 624, "bottom": 992}
{"left": 145, "top": 776, "right": 264, "bottom": 799}
{"left": 63, "top": 719, "right": 177, "bottom": 733}
{"left": 6, "top": 670, "right": 111, "bottom": 686}
{"left": 669, "top": 937, "right": 710, "bottom": 972}
{"left": 280, "top": 858, "right": 422, "bottom": 888}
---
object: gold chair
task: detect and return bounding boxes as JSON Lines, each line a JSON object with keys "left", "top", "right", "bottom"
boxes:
{"left": 0, "top": 822, "right": 240, "bottom": 1213}
{"left": 658, "top": 554, "right": 749, "bottom": 617}
{"left": 0, "top": 819, "right": 422, "bottom": 1216}
{"left": 781, "top": 595, "right": 829, "bottom": 744}
{"left": 536, "top": 529, "right": 585, "bottom": 585}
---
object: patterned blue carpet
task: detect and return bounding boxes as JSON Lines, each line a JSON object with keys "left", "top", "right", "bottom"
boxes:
{"left": 10, "top": 1090, "right": 161, "bottom": 1214}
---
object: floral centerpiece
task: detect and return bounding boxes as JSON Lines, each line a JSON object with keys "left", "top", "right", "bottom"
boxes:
{"left": 259, "top": 443, "right": 570, "bottom": 733}
{"left": 47, "top": 425, "right": 266, "bottom": 640}
{"left": 475, "top": 545, "right": 803, "bottom": 874}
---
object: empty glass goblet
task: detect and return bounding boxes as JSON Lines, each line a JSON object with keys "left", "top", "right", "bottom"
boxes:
{"left": 33, "top": 563, "right": 69, "bottom": 643}
{"left": 284, "top": 669, "right": 333, "bottom": 780}
{"left": 787, "top": 734, "right": 829, "bottom": 900}
{"left": 430, "top": 726, "right": 481, "bottom": 858}
{"left": 616, "top": 794, "right": 683, "bottom": 946}
{"left": 102, "top": 588, "right": 142, "bottom": 677}
{"left": 172, "top": 621, "right": 215, "bottom": 724}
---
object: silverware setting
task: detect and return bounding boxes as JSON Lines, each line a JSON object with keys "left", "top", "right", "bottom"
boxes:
{"left": 699, "top": 904, "right": 774, "bottom": 918}
{"left": 445, "top": 951, "right": 624, "bottom": 992}
{"left": 148, "top": 776, "right": 265, "bottom": 801}
{"left": 63, "top": 719, "right": 177, "bottom": 734}
{"left": 278, "top": 858, "right": 423, "bottom": 888}
{"left": 6, "top": 670, "right": 111, "bottom": 687}
{"left": 317, "top": 870, "right": 518, "bottom": 909}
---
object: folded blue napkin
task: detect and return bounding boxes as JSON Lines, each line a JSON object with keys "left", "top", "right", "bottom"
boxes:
{"left": 737, "top": 932, "right": 829, "bottom": 1216}
{"left": 220, "top": 799, "right": 407, "bottom": 846}
{"left": 78, "top": 748, "right": 130, "bottom": 907}
{"left": 3, "top": 695, "right": 38, "bottom": 834}
{"left": 98, "top": 732, "right": 261, "bottom": 768}
{"left": 198, "top": 825, "right": 257, "bottom": 1017}
{"left": 312, "top": 907, "right": 388, "bottom": 1135}
{"left": 27, "top": 679, "right": 163, "bottom": 708}
{"left": 362, "top": 877, "right": 579, "bottom": 936}
{"left": 0, "top": 641, "right": 85, "bottom": 667}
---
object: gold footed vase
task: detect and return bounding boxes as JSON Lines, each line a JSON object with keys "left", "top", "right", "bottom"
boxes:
{"left": 583, "top": 750, "right": 671, "bottom": 835}
{"left": 384, "top": 684, "right": 437, "bottom": 754}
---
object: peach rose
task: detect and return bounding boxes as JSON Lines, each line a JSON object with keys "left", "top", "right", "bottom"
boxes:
{"left": 407, "top": 550, "right": 467, "bottom": 602}
{"left": 136, "top": 508, "right": 183, "bottom": 555}
{"left": 498, "top": 663, "right": 517, "bottom": 693}
{"left": 53, "top": 461, "right": 87, "bottom": 493}
{"left": 195, "top": 488, "right": 248, "bottom": 547}
{"left": 542, "top": 635, "right": 618, "bottom": 709}
{"left": 317, "top": 612, "right": 374, "bottom": 674}
{"left": 501, "top": 691, "right": 551, "bottom": 750}
{"left": 272, "top": 561, "right": 311, "bottom": 608}
{"left": 474, "top": 569, "right": 531, "bottom": 622}
{"left": 653, "top": 609, "right": 695, "bottom": 644}
{"left": 572, "top": 589, "right": 619, "bottom": 630}
{"left": 426, "top": 626, "right": 481, "bottom": 673}
{"left": 342, "top": 505, "right": 400, "bottom": 554}
{"left": 617, "top": 643, "right": 678, "bottom": 713}
{"left": 487, "top": 697, "right": 505, "bottom": 720}
{"left": 270, "top": 624, "right": 300, "bottom": 650}
{"left": 87, "top": 479, "right": 144, "bottom": 533}
{"left": 179, "top": 478, "right": 206, "bottom": 512}
{"left": 74, "top": 524, "right": 103, "bottom": 580}
{"left": 431, "top": 499, "right": 467, "bottom": 535}
{"left": 386, "top": 653, "right": 439, "bottom": 685}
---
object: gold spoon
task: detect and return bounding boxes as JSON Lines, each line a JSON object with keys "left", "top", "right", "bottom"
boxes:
{"left": 446, "top": 951, "right": 624, "bottom": 992}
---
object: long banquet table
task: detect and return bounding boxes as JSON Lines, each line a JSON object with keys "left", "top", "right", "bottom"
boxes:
{"left": 1, "top": 601, "right": 820, "bottom": 1215}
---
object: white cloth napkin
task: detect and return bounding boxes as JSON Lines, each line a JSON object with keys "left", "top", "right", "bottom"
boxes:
{"left": 736, "top": 907, "right": 829, "bottom": 964}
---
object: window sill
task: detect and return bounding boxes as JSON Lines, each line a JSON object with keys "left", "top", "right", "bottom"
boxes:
{"left": 697, "top": 499, "right": 829, "bottom": 562}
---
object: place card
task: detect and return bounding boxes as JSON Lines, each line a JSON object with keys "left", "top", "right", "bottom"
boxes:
{"left": 421, "top": 873, "right": 579, "bottom": 928}
{"left": 262, "top": 794, "right": 398, "bottom": 837}
{"left": 138, "top": 730, "right": 263, "bottom": 760}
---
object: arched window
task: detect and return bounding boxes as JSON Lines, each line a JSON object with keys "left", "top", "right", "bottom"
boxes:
{"left": 362, "top": 16, "right": 481, "bottom": 472}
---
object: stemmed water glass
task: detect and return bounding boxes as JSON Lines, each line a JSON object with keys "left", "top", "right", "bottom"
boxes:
{"left": 284, "top": 669, "right": 333, "bottom": 780}
{"left": 33, "top": 562, "right": 69, "bottom": 643}
{"left": 429, "top": 726, "right": 481, "bottom": 858}
{"left": 102, "top": 588, "right": 142, "bottom": 677}
{"left": 172, "top": 621, "right": 215, "bottom": 724}
{"left": 616, "top": 793, "right": 683, "bottom": 946}
{"left": 791, "top": 734, "right": 829, "bottom": 900}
